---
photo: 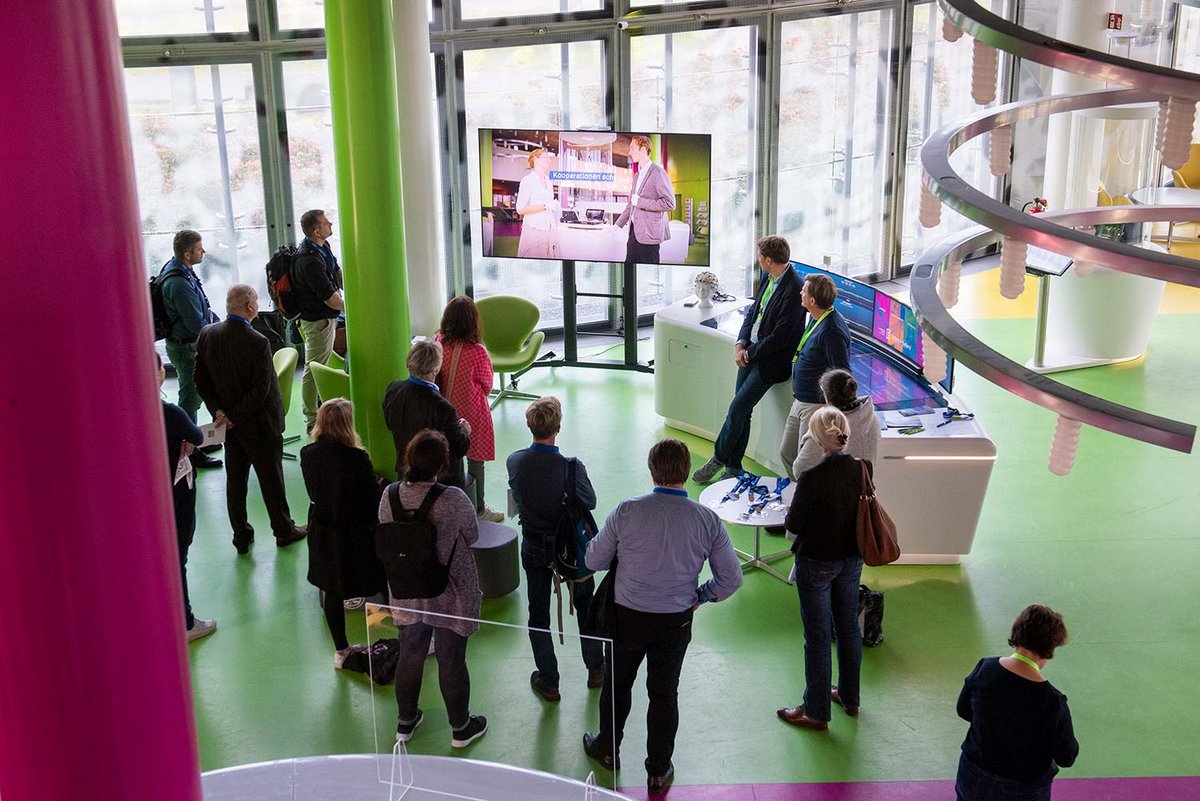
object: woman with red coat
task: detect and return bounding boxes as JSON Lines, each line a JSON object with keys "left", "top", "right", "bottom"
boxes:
{"left": 436, "top": 296, "right": 503, "bottom": 522}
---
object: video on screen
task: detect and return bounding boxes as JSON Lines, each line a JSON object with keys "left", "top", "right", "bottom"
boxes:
{"left": 479, "top": 129, "right": 712, "bottom": 266}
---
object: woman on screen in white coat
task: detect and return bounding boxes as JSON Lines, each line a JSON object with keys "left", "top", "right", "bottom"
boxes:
{"left": 515, "top": 148, "right": 557, "bottom": 259}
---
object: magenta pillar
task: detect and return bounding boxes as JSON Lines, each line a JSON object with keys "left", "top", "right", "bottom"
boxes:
{"left": 0, "top": 4, "right": 202, "bottom": 801}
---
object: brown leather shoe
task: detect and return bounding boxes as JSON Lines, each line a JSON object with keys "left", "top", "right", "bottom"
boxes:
{"left": 831, "top": 686, "right": 859, "bottom": 717}
{"left": 776, "top": 706, "right": 828, "bottom": 731}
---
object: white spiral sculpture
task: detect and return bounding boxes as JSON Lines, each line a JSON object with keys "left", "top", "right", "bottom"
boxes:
{"left": 919, "top": 181, "right": 942, "bottom": 228}
{"left": 1161, "top": 97, "right": 1198, "bottom": 170}
{"left": 999, "top": 237, "right": 1027, "bottom": 300}
{"left": 971, "top": 39, "right": 998, "bottom": 105}
{"left": 921, "top": 330, "right": 948, "bottom": 384}
{"left": 988, "top": 125, "right": 1012, "bottom": 176}
{"left": 938, "top": 258, "right": 963, "bottom": 308}
{"left": 1047, "top": 416, "right": 1082, "bottom": 476}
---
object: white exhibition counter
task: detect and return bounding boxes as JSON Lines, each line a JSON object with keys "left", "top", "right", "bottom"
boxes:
{"left": 655, "top": 296, "right": 997, "bottom": 563}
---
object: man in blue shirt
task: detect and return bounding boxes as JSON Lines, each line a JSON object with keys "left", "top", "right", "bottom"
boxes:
{"left": 158, "top": 229, "right": 222, "bottom": 468}
{"left": 583, "top": 439, "right": 742, "bottom": 796}
{"left": 507, "top": 397, "right": 603, "bottom": 701}
{"left": 294, "top": 209, "right": 345, "bottom": 432}
{"left": 778, "top": 273, "right": 851, "bottom": 472}
{"left": 693, "top": 236, "right": 806, "bottom": 484}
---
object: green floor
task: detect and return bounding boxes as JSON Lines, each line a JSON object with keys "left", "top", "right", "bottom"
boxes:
{"left": 186, "top": 313, "right": 1200, "bottom": 785}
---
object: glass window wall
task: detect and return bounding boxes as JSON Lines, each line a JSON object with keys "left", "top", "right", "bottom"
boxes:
{"left": 461, "top": 40, "right": 607, "bottom": 326}
{"left": 901, "top": 2, "right": 996, "bottom": 266}
{"left": 631, "top": 26, "right": 756, "bottom": 306}
{"left": 116, "top": 0, "right": 248, "bottom": 38}
{"left": 281, "top": 59, "right": 342, "bottom": 261}
{"left": 124, "top": 63, "right": 268, "bottom": 304}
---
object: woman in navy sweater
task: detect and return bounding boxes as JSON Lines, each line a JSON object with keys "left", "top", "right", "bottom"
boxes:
{"left": 956, "top": 605, "right": 1079, "bottom": 800}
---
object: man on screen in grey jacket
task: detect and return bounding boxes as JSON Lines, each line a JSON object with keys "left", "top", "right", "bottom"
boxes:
{"left": 615, "top": 134, "right": 676, "bottom": 264}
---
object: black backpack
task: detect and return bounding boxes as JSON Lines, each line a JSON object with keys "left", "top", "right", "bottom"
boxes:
{"left": 265, "top": 245, "right": 303, "bottom": 320}
{"left": 552, "top": 459, "right": 598, "bottom": 582}
{"left": 375, "top": 483, "right": 456, "bottom": 599}
{"left": 341, "top": 638, "right": 401, "bottom": 684}
{"left": 148, "top": 269, "right": 184, "bottom": 341}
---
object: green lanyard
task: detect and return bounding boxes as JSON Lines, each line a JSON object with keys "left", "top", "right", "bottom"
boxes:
{"left": 797, "top": 308, "right": 832, "bottom": 352}
{"left": 755, "top": 275, "right": 778, "bottom": 325}
{"left": 1009, "top": 652, "right": 1041, "bottom": 672}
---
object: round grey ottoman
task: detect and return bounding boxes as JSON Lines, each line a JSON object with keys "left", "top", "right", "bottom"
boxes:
{"left": 472, "top": 521, "right": 519, "bottom": 599}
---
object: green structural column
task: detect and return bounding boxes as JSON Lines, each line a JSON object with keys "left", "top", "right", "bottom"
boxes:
{"left": 326, "top": 0, "right": 409, "bottom": 477}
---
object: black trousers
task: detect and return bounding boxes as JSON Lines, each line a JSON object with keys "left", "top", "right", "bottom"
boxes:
{"left": 322, "top": 592, "right": 349, "bottom": 651}
{"left": 173, "top": 486, "right": 197, "bottom": 628}
{"left": 224, "top": 430, "right": 294, "bottom": 545}
{"left": 598, "top": 603, "right": 694, "bottom": 776}
{"left": 626, "top": 225, "right": 661, "bottom": 264}
{"left": 394, "top": 622, "right": 471, "bottom": 730}
{"left": 525, "top": 564, "right": 604, "bottom": 686}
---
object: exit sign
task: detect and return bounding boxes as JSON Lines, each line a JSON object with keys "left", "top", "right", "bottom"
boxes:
{"left": 1106, "top": 12, "right": 1124, "bottom": 30}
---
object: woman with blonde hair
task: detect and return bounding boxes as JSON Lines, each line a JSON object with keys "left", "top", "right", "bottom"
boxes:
{"left": 515, "top": 147, "right": 557, "bottom": 258}
{"left": 300, "top": 398, "right": 387, "bottom": 668}
{"left": 777, "top": 406, "right": 866, "bottom": 732}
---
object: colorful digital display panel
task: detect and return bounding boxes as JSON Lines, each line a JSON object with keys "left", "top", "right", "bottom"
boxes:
{"left": 872, "top": 293, "right": 922, "bottom": 366}
{"left": 788, "top": 261, "right": 952, "bottom": 394}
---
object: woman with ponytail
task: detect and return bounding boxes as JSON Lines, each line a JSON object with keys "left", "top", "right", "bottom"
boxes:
{"left": 776, "top": 406, "right": 867, "bottom": 732}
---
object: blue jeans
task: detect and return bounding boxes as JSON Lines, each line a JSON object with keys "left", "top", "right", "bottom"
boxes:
{"left": 165, "top": 340, "right": 200, "bottom": 422}
{"left": 956, "top": 754, "right": 1052, "bottom": 801}
{"left": 713, "top": 363, "right": 773, "bottom": 471}
{"left": 794, "top": 555, "right": 863, "bottom": 721}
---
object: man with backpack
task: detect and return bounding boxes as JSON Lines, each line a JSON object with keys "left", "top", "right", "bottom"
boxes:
{"left": 293, "top": 209, "right": 345, "bottom": 433}
{"left": 582, "top": 439, "right": 743, "bottom": 797}
{"left": 506, "top": 396, "right": 603, "bottom": 702}
{"left": 156, "top": 229, "right": 221, "bottom": 469}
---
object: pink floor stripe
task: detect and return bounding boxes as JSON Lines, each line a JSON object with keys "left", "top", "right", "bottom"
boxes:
{"left": 616, "top": 776, "right": 1200, "bottom": 800}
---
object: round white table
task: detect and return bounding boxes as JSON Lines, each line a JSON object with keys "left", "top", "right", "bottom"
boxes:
{"left": 202, "top": 754, "right": 634, "bottom": 801}
{"left": 698, "top": 476, "right": 795, "bottom": 582}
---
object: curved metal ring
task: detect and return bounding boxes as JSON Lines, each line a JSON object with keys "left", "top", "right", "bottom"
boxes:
{"left": 922, "top": 87, "right": 1200, "bottom": 287}
{"left": 911, "top": 208, "right": 1196, "bottom": 454}
{"left": 940, "top": 0, "right": 1200, "bottom": 99}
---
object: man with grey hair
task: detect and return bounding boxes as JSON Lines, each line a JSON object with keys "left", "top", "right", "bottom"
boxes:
{"left": 196, "top": 284, "right": 305, "bottom": 554}
{"left": 382, "top": 339, "right": 472, "bottom": 484}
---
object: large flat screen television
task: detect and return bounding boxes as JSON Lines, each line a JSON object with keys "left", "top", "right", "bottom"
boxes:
{"left": 479, "top": 128, "right": 712, "bottom": 266}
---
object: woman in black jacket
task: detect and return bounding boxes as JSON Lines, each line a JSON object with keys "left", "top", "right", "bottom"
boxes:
{"left": 300, "top": 398, "right": 387, "bottom": 668}
{"left": 956, "top": 605, "right": 1078, "bottom": 800}
{"left": 777, "top": 406, "right": 865, "bottom": 732}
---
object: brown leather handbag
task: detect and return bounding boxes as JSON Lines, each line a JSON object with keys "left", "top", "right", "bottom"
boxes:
{"left": 856, "top": 460, "right": 901, "bottom": 566}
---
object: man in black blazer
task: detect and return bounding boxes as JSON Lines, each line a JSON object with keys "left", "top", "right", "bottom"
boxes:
{"left": 195, "top": 284, "right": 305, "bottom": 554}
{"left": 693, "top": 236, "right": 807, "bottom": 484}
{"left": 382, "top": 339, "right": 471, "bottom": 486}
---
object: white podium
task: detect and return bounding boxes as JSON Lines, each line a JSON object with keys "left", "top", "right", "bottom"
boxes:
{"left": 655, "top": 297, "right": 997, "bottom": 563}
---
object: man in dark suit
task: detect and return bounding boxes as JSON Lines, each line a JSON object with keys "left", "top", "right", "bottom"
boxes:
{"left": 196, "top": 284, "right": 305, "bottom": 554}
{"left": 382, "top": 339, "right": 471, "bottom": 486}
{"left": 615, "top": 135, "right": 676, "bottom": 264}
{"left": 693, "top": 236, "right": 807, "bottom": 484}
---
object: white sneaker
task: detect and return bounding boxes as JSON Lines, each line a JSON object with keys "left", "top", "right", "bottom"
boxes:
{"left": 477, "top": 505, "right": 505, "bottom": 523}
{"left": 334, "top": 644, "right": 364, "bottom": 669}
{"left": 187, "top": 618, "right": 217, "bottom": 642}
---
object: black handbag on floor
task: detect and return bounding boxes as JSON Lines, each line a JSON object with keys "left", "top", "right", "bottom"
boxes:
{"left": 859, "top": 584, "right": 885, "bottom": 647}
